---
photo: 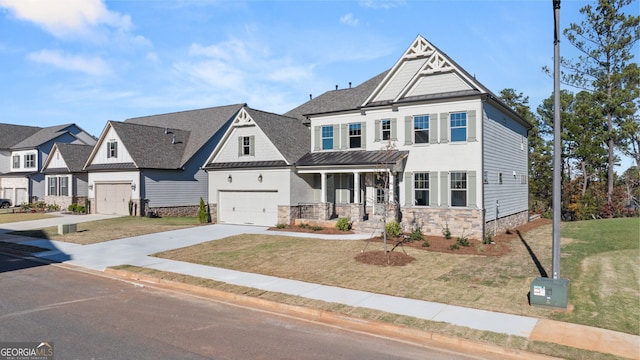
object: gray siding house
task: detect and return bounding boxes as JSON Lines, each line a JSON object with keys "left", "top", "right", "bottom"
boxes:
{"left": 0, "top": 123, "right": 96, "bottom": 206}
{"left": 41, "top": 143, "right": 94, "bottom": 210}
{"left": 84, "top": 104, "right": 244, "bottom": 216}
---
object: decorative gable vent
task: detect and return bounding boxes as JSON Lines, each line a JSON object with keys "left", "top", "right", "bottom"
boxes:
{"left": 404, "top": 37, "right": 435, "bottom": 58}
{"left": 422, "top": 53, "right": 453, "bottom": 74}
{"left": 233, "top": 108, "right": 254, "bottom": 126}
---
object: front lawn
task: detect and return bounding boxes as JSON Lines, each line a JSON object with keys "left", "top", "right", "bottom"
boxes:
{"left": 0, "top": 212, "right": 57, "bottom": 224}
{"left": 9, "top": 216, "right": 201, "bottom": 245}
{"left": 155, "top": 217, "right": 640, "bottom": 335}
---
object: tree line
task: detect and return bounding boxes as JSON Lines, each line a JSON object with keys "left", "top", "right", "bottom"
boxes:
{"left": 502, "top": 0, "right": 639, "bottom": 220}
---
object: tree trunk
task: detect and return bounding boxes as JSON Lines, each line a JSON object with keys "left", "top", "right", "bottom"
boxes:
{"left": 581, "top": 161, "right": 588, "bottom": 197}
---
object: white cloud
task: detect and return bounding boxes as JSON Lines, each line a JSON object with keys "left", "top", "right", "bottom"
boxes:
{"left": 0, "top": 0, "right": 131, "bottom": 38}
{"left": 27, "top": 49, "right": 112, "bottom": 76}
{"left": 340, "top": 13, "right": 359, "bottom": 27}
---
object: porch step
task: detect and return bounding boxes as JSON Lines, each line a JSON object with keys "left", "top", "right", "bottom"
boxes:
{"left": 353, "top": 217, "right": 384, "bottom": 237}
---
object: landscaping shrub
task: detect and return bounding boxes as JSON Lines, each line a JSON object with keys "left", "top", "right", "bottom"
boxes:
{"left": 336, "top": 217, "right": 351, "bottom": 231}
{"left": 276, "top": 223, "right": 287, "bottom": 229}
{"left": 449, "top": 243, "right": 459, "bottom": 250}
{"left": 68, "top": 203, "right": 77, "bottom": 212}
{"left": 421, "top": 240, "right": 430, "bottom": 247}
{"left": 409, "top": 227, "right": 424, "bottom": 242}
{"left": 456, "top": 235, "right": 470, "bottom": 247}
{"left": 311, "top": 225, "right": 323, "bottom": 231}
{"left": 198, "top": 197, "right": 208, "bottom": 224}
{"left": 483, "top": 231, "right": 493, "bottom": 245}
{"left": 442, "top": 222, "right": 452, "bottom": 239}
{"left": 385, "top": 220, "right": 402, "bottom": 237}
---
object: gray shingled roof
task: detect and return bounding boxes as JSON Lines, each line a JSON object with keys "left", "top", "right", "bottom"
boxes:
{"left": 125, "top": 104, "right": 245, "bottom": 167}
{"left": 10, "top": 124, "right": 76, "bottom": 149}
{"left": 0, "top": 123, "right": 42, "bottom": 149}
{"left": 108, "top": 121, "right": 189, "bottom": 169}
{"left": 244, "top": 108, "right": 310, "bottom": 164}
{"left": 43, "top": 143, "right": 94, "bottom": 173}
{"left": 284, "top": 70, "right": 389, "bottom": 121}
{"left": 296, "top": 150, "right": 409, "bottom": 167}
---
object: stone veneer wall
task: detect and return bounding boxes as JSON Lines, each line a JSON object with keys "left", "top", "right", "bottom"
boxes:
{"left": 485, "top": 210, "right": 529, "bottom": 236}
{"left": 209, "top": 203, "right": 217, "bottom": 223}
{"left": 44, "top": 195, "right": 73, "bottom": 211}
{"left": 278, "top": 205, "right": 300, "bottom": 225}
{"left": 146, "top": 205, "right": 200, "bottom": 217}
{"left": 334, "top": 203, "right": 364, "bottom": 223}
{"left": 401, "top": 207, "right": 484, "bottom": 240}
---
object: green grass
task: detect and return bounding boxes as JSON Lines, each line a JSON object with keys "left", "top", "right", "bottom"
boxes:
{"left": 9, "top": 216, "right": 201, "bottom": 244}
{"left": 552, "top": 218, "right": 640, "bottom": 335}
{"left": 0, "top": 212, "right": 56, "bottom": 223}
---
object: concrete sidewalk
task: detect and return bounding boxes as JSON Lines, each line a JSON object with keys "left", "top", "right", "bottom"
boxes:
{"left": 1, "top": 216, "right": 638, "bottom": 359}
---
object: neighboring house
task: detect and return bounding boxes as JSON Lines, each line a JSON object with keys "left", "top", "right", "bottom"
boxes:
{"left": 0, "top": 123, "right": 96, "bottom": 206}
{"left": 203, "top": 106, "right": 311, "bottom": 226}
{"left": 41, "top": 143, "right": 94, "bottom": 210}
{"left": 84, "top": 104, "right": 245, "bottom": 216}
{"left": 283, "top": 35, "right": 531, "bottom": 238}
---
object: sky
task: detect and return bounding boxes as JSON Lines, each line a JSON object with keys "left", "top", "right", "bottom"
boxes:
{"left": 0, "top": 0, "right": 637, "bottom": 170}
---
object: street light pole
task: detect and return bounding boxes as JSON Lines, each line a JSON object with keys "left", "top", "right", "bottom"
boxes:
{"left": 552, "top": 0, "right": 562, "bottom": 280}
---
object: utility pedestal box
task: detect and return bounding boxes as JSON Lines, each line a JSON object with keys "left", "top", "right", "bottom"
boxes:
{"left": 530, "top": 277, "right": 569, "bottom": 309}
{"left": 58, "top": 223, "right": 77, "bottom": 235}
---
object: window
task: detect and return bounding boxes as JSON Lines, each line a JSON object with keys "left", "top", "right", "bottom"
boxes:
{"left": 107, "top": 140, "right": 118, "bottom": 158}
{"left": 24, "top": 154, "right": 35, "bottom": 168}
{"left": 499, "top": 172, "right": 503, "bottom": 184}
{"left": 450, "top": 172, "right": 467, "bottom": 207}
{"left": 60, "top": 176, "right": 69, "bottom": 196}
{"left": 48, "top": 176, "right": 70, "bottom": 196}
{"left": 349, "top": 123, "right": 361, "bottom": 149}
{"left": 242, "top": 136, "right": 251, "bottom": 155}
{"left": 48, "top": 177, "right": 58, "bottom": 196}
{"left": 450, "top": 112, "right": 467, "bottom": 142}
{"left": 12, "top": 155, "right": 19, "bottom": 169}
{"left": 414, "top": 115, "right": 429, "bottom": 144}
{"left": 381, "top": 119, "right": 391, "bottom": 141}
{"left": 414, "top": 172, "right": 429, "bottom": 206}
{"left": 322, "top": 126, "right": 333, "bottom": 150}
{"left": 483, "top": 171, "right": 489, "bottom": 184}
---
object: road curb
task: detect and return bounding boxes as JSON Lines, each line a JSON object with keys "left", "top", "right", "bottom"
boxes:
{"left": 104, "top": 268, "right": 558, "bottom": 360}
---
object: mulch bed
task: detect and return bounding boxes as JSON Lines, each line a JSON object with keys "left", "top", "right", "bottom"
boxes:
{"left": 270, "top": 218, "right": 551, "bottom": 266}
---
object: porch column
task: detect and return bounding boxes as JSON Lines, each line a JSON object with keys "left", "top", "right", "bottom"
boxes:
{"left": 353, "top": 171, "right": 360, "bottom": 204}
{"left": 388, "top": 170, "right": 395, "bottom": 203}
{"left": 320, "top": 171, "right": 327, "bottom": 203}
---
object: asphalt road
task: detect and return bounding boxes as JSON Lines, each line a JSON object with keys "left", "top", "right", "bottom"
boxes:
{"left": 0, "top": 255, "right": 489, "bottom": 360}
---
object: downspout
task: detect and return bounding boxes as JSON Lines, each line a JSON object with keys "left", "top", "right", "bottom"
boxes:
{"left": 480, "top": 100, "right": 486, "bottom": 241}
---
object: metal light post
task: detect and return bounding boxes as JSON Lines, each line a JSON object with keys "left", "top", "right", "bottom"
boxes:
{"left": 530, "top": 0, "right": 569, "bottom": 309}
{"left": 552, "top": 0, "right": 562, "bottom": 280}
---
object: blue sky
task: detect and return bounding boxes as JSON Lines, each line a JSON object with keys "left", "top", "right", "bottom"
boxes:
{"left": 0, "top": 0, "right": 637, "bottom": 169}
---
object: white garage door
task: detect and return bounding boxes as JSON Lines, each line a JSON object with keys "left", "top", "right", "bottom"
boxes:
{"left": 218, "top": 191, "right": 278, "bottom": 226}
{"left": 96, "top": 183, "right": 131, "bottom": 215}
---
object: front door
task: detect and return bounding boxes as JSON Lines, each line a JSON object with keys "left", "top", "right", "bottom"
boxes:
{"left": 374, "top": 174, "right": 388, "bottom": 216}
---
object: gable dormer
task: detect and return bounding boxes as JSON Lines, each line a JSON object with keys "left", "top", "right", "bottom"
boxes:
{"left": 363, "top": 35, "right": 484, "bottom": 106}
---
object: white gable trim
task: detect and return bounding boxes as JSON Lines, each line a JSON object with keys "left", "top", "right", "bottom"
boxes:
{"left": 363, "top": 35, "right": 486, "bottom": 106}
{"left": 84, "top": 122, "right": 138, "bottom": 169}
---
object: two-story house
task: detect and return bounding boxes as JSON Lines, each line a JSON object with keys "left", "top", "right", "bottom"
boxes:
{"left": 0, "top": 123, "right": 96, "bottom": 206}
{"left": 284, "top": 35, "right": 531, "bottom": 238}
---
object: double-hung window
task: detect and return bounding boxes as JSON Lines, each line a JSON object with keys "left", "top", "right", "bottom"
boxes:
{"left": 107, "top": 141, "right": 118, "bottom": 158}
{"left": 321, "top": 126, "right": 333, "bottom": 150}
{"left": 48, "top": 177, "right": 58, "bottom": 196}
{"left": 48, "top": 176, "right": 69, "bottom": 196}
{"left": 450, "top": 172, "right": 467, "bottom": 207}
{"left": 242, "top": 136, "right": 251, "bottom": 155}
{"left": 414, "top": 172, "right": 429, "bottom": 206}
{"left": 24, "top": 154, "right": 35, "bottom": 168}
{"left": 381, "top": 119, "right": 391, "bottom": 141}
{"left": 414, "top": 115, "right": 429, "bottom": 144}
{"left": 12, "top": 155, "right": 20, "bottom": 169}
{"left": 450, "top": 112, "right": 467, "bottom": 142}
{"left": 349, "top": 123, "right": 361, "bottom": 149}
{"left": 59, "top": 176, "right": 69, "bottom": 196}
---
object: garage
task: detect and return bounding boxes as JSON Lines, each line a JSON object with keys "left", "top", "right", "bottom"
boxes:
{"left": 95, "top": 183, "right": 131, "bottom": 215}
{"left": 218, "top": 191, "right": 278, "bottom": 226}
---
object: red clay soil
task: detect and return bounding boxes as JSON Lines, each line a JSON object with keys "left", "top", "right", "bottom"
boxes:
{"left": 270, "top": 218, "right": 552, "bottom": 266}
